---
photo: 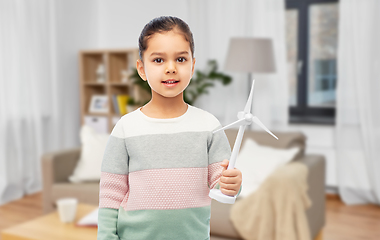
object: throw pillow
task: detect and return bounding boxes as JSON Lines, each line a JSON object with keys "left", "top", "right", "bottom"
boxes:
{"left": 234, "top": 138, "right": 300, "bottom": 198}
{"left": 69, "top": 125, "right": 109, "bottom": 183}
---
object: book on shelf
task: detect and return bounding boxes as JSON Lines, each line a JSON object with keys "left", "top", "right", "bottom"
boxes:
{"left": 112, "top": 94, "right": 130, "bottom": 116}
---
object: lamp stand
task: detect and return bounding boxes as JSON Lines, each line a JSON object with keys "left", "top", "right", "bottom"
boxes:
{"left": 248, "top": 73, "right": 253, "bottom": 96}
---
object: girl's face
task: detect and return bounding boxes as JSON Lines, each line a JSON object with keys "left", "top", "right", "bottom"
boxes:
{"left": 137, "top": 30, "right": 195, "bottom": 100}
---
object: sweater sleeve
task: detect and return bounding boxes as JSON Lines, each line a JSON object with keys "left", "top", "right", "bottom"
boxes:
{"left": 207, "top": 123, "right": 242, "bottom": 197}
{"left": 207, "top": 126, "right": 231, "bottom": 189}
{"left": 97, "top": 119, "right": 129, "bottom": 240}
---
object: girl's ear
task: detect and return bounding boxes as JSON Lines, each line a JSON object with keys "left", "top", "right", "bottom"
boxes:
{"left": 136, "top": 59, "right": 147, "bottom": 81}
{"left": 191, "top": 58, "right": 196, "bottom": 77}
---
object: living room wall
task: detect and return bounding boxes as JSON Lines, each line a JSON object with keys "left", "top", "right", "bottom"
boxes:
{"left": 97, "top": 0, "right": 189, "bottom": 48}
{"left": 54, "top": 0, "right": 99, "bottom": 148}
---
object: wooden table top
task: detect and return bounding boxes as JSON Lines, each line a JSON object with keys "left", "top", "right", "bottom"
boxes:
{"left": 1, "top": 204, "right": 98, "bottom": 240}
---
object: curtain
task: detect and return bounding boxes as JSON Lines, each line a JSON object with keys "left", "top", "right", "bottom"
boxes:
{"left": 0, "top": 0, "right": 63, "bottom": 205}
{"left": 187, "top": 0, "right": 288, "bottom": 130}
{"left": 336, "top": 0, "right": 380, "bottom": 205}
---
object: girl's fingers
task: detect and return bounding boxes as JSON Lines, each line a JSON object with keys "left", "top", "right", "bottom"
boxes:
{"left": 222, "top": 169, "right": 241, "bottom": 177}
{"left": 220, "top": 188, "right": 237, "bottom": 196}
{"left": 220, "top": 159, "right": 229, "bottom": 169}
{"left": 218, "top": 159, "right": 241, "bottom": 196}
{"left": 219, "top": 181, "right": 239, "bottom": 190}
{"left": 219, "top": 175, "right": 239, "bottom": 184}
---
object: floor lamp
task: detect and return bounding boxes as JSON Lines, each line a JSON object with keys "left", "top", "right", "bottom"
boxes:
{"left": 224, "top": 37, "right": 276, "bottom": 99}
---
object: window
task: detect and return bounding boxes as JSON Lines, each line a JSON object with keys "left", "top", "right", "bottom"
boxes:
{"left": 286, "top": 0, "right": 339, "bottom": 124}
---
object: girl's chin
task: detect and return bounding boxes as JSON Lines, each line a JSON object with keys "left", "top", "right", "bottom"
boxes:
{"left": 152, "top": 90, "right": 184, "bottom": 99}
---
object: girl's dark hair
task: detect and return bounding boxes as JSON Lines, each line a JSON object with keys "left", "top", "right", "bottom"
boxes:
{"left": 138, "top": 16, "right": 194, "bottom": 61}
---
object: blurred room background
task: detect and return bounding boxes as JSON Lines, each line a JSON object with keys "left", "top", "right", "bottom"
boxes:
{"left": 0, "top": 0, "right": 379, "bottom": 239}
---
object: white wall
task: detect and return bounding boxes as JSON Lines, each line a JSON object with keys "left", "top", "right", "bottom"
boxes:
{"left": 97, "top": 0, "right": 189, "bottom": 49}
{"left": 54, "top": 0, "right": 99, "bottom": 148}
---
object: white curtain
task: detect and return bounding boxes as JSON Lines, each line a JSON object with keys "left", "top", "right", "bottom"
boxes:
{"left": 336, "top": 0, "right": 380, "bottom": 205}
{"left": 187, "top": 0, "right": 288, "bottom": 130}
{"left": 0, "top": 0, "right": 63, "bottom": 205}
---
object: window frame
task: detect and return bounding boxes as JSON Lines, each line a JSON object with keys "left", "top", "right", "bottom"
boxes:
{"left": 286, "top": 0, "right": 338, "bottom": 125}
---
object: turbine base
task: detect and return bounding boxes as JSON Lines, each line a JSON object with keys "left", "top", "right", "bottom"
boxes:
{"left": 209, "top": 189, "right": 236, "bottom": 204}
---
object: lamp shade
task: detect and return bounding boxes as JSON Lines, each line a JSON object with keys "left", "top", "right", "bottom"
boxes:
{"left": 224, "top": 38, "right": 276, "bottom": 73}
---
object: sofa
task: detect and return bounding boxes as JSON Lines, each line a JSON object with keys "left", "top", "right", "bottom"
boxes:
{"left": 41, "top": 129, "right": 325, "bottom": 240}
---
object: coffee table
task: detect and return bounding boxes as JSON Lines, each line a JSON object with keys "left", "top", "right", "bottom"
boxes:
{"left": 1, "top": 204, "right": 98, "bottom": 240}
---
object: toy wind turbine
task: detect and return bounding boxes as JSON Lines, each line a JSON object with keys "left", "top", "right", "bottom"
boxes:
{"left": 209, "top": 79, "right": 278, "bottom": 204}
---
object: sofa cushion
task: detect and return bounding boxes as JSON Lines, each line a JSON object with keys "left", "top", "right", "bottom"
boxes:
{"left": 235, "top": 138, "right": 300, "bottom": 198}
{"left": 68, "top": 125, "right": 109, "bottom": 183}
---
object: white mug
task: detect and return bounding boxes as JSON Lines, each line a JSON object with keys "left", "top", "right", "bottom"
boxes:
{"left": 56, "top": 198, "right": 78, "bottom": 223}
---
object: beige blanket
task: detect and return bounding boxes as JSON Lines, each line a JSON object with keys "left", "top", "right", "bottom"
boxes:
{"left": 230, "top": 161, "right": 311, "bottom": 240}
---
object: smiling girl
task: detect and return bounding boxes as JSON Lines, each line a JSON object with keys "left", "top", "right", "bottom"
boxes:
{"left": 97, "top": 16, "right": 242, "bottom": 240}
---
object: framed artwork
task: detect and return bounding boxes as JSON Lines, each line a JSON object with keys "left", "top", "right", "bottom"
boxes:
{"left": 89, "top": 95, "right": 109, "bottom": 113}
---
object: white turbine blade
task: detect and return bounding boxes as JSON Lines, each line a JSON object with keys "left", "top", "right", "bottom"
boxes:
{"left": 244, "top": 79, "right": 255, "bottom": 114}
{"left": 252, "top": 117, "right": 278, "bottom": 140}
{"left": 228, "top": 125, "right": 246, "bottom": 170}
{"left": 213, "top": 118, "right": 247, "bottom": 134}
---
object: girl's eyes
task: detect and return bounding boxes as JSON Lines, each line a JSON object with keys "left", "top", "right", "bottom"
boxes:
{"left": 153, "top": 57, "right": 187, "bottom": 63}
{"left": 153, "top": 58, "right": 163, "bottom": 63}
{"left": 177, "top": 57, "right": 187, "bottom": 63}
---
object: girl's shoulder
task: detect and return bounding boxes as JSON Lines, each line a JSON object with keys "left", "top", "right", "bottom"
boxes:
{"left": 187, "top": 105, "right": 222, "bottom": 130}
{"left": 111, "top": 109, "right": 141, "bottom": 133}
{"left": 120, "top": 108, "right": 141, "bottom": 121}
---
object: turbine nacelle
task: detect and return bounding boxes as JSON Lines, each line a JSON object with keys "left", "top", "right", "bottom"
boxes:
{"left": 237, "top": 111, "right": 253, "bottom": 124}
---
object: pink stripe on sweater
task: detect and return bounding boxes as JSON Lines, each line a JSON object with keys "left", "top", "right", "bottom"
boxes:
{"left": 123, "top": 168, "right": 211, "bottom": 211}
{"left": 99, "top": 172, "right": 129, "bottom": 209}
{"left": 208, "top": 162, "right": 224, "bottom": 189}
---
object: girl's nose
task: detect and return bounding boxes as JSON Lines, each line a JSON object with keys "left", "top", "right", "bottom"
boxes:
{"left": 166, "top": 61, "right": 176, "bottom": 74}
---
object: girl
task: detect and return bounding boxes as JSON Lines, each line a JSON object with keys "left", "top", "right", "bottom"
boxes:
{"left": 97, "top": 16, "right": 242, "bottom": 240}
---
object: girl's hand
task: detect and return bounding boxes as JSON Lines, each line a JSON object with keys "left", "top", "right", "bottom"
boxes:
{"left": 219, "top": 159, "right": 242, "bottom": 196}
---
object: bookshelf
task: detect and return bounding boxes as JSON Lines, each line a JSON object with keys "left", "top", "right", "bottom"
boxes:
{"left": 79, "top": 49, "right": 140, "bottom": 134}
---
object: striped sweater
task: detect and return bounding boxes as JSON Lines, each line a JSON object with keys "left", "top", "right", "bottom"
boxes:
{"left": 97, "top": 104, "right": 231, "bottom": 240}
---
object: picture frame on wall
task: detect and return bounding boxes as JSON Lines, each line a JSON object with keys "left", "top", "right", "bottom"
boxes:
{"left": 89, "top": 95, "right": 109, "bottom": 113}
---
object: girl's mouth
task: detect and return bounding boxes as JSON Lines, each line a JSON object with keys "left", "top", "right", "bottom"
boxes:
{"left": 162, "top": 80, "right": 180, "bottom": 87}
